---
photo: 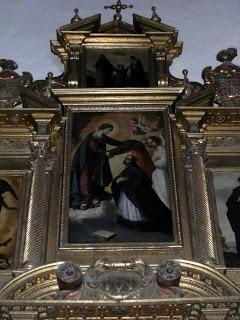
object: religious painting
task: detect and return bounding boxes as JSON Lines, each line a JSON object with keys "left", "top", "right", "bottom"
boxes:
{"left": 67, "top": 111, "right": 174, "bottom": 244}
{"left": 212, "top": 171, "right": 240, "bottom": 267}
{"left": 0, "top": 175, "right": 21, "bottom": 270}
{"left": 85, "top": 49, "right": 151, "bottom": 88}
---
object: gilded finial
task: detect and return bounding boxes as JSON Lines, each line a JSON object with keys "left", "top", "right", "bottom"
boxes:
{"left": 71, "top": 8, "right": 81, "bottom": 24}
{"left": 47, "top": 72, "right": 53, "bottom": 81}
{"left": 182, "top": 69, "right": 189, "bottom": 86}
{"left": 182, "top": 69, "right": 188, "bottom": 78}
{"left": 151, "top": 6, "right": 161, "bottom": 23}
{"left": 216, "top": 47, "right": 237, "bottom": 63}
{"left": 104, "top": 0, "right": 133, "bottom": 22}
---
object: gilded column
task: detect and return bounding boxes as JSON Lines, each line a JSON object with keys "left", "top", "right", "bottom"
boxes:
{"left": 184, "top": 138, "right": 217, "bottom": 264}
{"left": 22, "top": 141, "right": 54, "bottom": 268}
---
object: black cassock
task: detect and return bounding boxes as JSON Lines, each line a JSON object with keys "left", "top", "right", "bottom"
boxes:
{"left": 111, "top": 163, "right": 172, "bottom": 234}
{"left": 226, "top": 185, "right": 240, "bottom": 256}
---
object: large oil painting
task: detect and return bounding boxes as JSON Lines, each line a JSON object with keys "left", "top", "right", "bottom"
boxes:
{"left": 213, "top": 171, "right": 240, "bottom": 267}
{"left": 0, "top": 175, "right": 21, "bottom": 269}
{"left": 68, "top": 111, "right": 173, "bottom": 244}
{"left": 86, "top": 49, "right": 151, "bottom": 87}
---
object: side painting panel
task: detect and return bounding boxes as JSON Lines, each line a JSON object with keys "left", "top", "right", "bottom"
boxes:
{"left": 213, "top": 171, "right": 240, "bottom": 267}
{"left": 0, "top": 176, "right": 21, "bottom": 269}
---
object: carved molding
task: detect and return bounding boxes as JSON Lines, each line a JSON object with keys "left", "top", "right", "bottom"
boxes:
{"left": 175, "top": 109, "right": 240, "bottom": 138}
{"left": 0, "top": 112, "right": 35, "bottom": 129}
{"left": 207, "top": 136, "right": 240, "bottom": 148}
{"left": 0, "top": 138, "right": 30, "bottom": 151}
{"left": 52, "top": 87, "right": 183, "bottom": 106}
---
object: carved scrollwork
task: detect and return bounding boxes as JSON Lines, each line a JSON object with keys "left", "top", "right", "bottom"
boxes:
{"left": 32, "top": 72, "right": 65, "bottom": 103}
{"left": 83, "top": 259, "right": 154, "bottom": 300}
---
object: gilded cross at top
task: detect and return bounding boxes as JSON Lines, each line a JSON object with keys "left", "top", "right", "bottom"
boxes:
{"left": 104, "top": 0, "right": 133, "bottom": 21}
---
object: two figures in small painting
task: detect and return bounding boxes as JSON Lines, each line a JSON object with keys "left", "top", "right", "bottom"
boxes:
{"left": 95, "top": 55, "right": 147, "bottom": 87}
{"left": 69, "top": 117, "right": 171, "bottom": 235}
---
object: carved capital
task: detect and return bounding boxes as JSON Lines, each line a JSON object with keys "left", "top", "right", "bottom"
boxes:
{"left": 182, "top": 138, "right": 207, "bottom": 166}
{"left": 29, "top": 141, "right": 52, "bottom": 160}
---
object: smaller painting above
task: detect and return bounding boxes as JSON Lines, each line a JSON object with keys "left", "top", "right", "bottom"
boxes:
{"left": 86, "top": 49, "right": 151, "bottom": 88}
{"left": 0, "top": 176, "right": 21, "bottom": 270}
{"left": 213, "top": 171, "right": 240, "bottom": 267}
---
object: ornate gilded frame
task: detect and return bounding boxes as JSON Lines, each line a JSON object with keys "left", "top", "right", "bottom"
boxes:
{"left": 56, "top": 103, "right": 184, "bottom": 265}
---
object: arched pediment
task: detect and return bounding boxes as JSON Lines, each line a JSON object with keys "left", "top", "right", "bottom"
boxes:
{"left": 0, "top": 260, "right": 239, "bottom": 300}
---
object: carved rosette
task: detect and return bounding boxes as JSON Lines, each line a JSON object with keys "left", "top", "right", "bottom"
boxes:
{"left": 183, "top": 138, "right": 217, "bottom": 264}
{"left": 156, "top": 259, "right": 181, "bottom": 287}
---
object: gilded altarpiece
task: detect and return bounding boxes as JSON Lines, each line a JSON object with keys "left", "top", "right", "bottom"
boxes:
{"left": 0, "top": 4, "right": 239, "bottom": 320}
